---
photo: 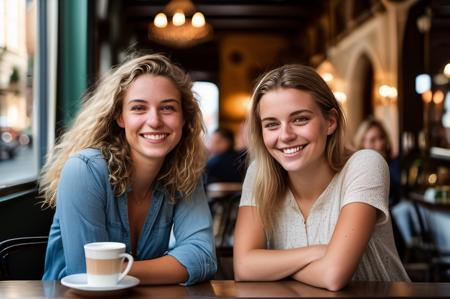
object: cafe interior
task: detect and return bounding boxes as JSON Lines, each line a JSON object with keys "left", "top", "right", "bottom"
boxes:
{"left": 1, "top": 0, "right": 450, "bottom": 289}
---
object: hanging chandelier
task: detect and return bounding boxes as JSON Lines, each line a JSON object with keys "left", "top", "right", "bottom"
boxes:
{"left": 149, "top": 0, "right": 213, "bottom": 48}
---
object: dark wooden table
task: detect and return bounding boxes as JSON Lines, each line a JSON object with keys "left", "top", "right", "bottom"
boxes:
{"left": 1, "top": 280, "right": 450, "bottom": 298}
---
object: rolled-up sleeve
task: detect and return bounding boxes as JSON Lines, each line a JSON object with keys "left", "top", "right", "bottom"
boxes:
{"left": 168, "top": 180, "right": 217, "bottom": 285}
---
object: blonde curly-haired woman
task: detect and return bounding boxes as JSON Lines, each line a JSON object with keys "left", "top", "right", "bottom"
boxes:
{"left": 40, "top": 54, "right": 217, "bottom": 285}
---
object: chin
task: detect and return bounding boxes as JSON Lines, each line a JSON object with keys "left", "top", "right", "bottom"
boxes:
{"left": 275, "top": 160, "right": 301, "bottom": 172}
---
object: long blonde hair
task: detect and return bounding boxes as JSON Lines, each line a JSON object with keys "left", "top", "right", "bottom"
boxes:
{"left": 353, "top": 116, "right": 392, "bottom": 159}
{"left": 248, "top": 64, "right": 351, "bottom": 232}
{"left": 40, "top": 53, "right": 206, "bottom": 208}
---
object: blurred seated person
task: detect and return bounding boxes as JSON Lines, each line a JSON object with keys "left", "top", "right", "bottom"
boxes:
{"left": 354, "top": 117, "right": 401, "bottom": 207}
{"left": 354, "top": 117, "right": 413, "bottom": 257}
{"left": 205, "top": 128, "right": 245, "bottom": 185}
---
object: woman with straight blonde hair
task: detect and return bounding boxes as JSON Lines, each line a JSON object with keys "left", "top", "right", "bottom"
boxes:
{"left": 41, "top": 53, "right": 216, "bottom": 285}
{"left": 234, "top": 64, "right": 409, "bottom": 291}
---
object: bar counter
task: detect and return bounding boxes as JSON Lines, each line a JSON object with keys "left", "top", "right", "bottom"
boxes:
{"left": 1, "top": 280, "right": 450, "bottom": 298}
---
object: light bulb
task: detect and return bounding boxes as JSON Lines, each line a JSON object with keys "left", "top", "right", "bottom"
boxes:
{"left": 172, "top": 10, "right": 185, "bottom": 26}
{"left": 333, "top": 91, "right": 347, "bottom": 103}
{"left": 433, "top": 90, "right": 445, "bottom": 104}
{"left": 379, "top": 85, "right": 391, "bottom": 98}
{"left": 192, "top": 12, "right": 206, "bottom": 28}
{"left": 154, "top": 13, "right": 168, "bottom": 28}
{"left": 422, "top": 90, "right": 433, "bottom": 103}
{"left": 444, "top": 63, "right": 450, "bottom": 78}
{"left": 321, "top": 72, "right": 334, "bottom": 82}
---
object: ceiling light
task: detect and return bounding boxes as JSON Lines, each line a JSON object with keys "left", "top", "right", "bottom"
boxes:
{"left": 149, "top": 0, "right": 213, "bottom": 48}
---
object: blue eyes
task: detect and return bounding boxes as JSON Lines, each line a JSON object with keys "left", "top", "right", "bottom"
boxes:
{"left": 129, "top": 105, "right": 177, "bottom": 112}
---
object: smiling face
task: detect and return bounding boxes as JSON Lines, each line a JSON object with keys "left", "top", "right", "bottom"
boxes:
{"left": 117, "top": 74, "right": 184, "bottom": 166}
{"left": 362, "top": 126, "right": 388, "bottom": 158}
{"left": 259, "top": 88, "right": 336, "bottom": 174}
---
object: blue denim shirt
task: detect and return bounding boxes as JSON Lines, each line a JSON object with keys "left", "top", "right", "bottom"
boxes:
{"left": 42, "top": 148, "right": 217, "bottom": 285}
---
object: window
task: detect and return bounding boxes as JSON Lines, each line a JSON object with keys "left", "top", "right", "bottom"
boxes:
{"left": 0, "top": 0, "right": 54, "bottom": 190}
{"left": 192, "top": 81, "right": 219, "bottom": 137}
{"left": 0, "top": 0, "right": 38, "bottom": 188}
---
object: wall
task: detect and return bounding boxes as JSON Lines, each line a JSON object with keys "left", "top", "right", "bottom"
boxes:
{"left": 322, "top": 8, "right": 402, "bottom": 155}
{"left": 219, "top": 33, "right": 289, "bottom": 133}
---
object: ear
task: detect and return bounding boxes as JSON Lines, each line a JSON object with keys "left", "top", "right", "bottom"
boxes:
{"left": 326, "top": 108, "right": 338, "bottom": 135}
{"left": 116, "top": 115, "right": 125, "bottom": 128}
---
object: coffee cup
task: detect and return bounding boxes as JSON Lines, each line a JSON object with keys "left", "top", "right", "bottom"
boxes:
{"left": 84, "top": 242, "right": 134, "bottom": 287}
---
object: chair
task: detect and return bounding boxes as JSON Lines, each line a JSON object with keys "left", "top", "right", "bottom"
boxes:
{"left": 207, "top": 182, "right": 242, "bottom": 248}
{"left": 0, "top": 236, "right": 48, "bottom": 280}
{"left": 406, "top": 198, "right": 450, "bottom": 281}
{"left": 206, "top": 182, "right": 242, "bottom": 280}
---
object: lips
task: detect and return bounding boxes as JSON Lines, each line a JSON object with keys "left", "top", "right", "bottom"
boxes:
{"left": 280, "top": 144, "right": 306, "bottom": 155}
{"left": 140, "top": 133, "right": 169, "bottom": 140}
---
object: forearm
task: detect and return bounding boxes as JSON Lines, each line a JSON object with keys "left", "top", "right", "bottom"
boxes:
{"left": 292, "top": 257, "right": 351, "bottom": 291}
{"left": 129, "top": 255, "right": 189, "bottom": 285}
{"left": 234, "top": 246, "right": 323, "bottom": 281}
{"left": 291, "top": 203, "right": 379, "bottom": 291}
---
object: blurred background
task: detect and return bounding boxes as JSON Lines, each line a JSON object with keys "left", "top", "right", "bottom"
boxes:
{"left": 1, "top": 0, "right": 450, "bottom": 282}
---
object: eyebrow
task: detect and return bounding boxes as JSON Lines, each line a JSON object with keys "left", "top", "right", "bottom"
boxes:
{"left": 261, "top": 109, "right": 313, "bottom": 122}
{"left": 127, "top": 98, "right": 181, "bottom": 104}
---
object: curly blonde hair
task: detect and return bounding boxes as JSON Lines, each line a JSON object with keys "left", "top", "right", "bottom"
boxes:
{"left": 248, "top": 64, "right": 352, "bottom": 232}
{"left": 40, "top": 53, "right": 206, "bottom": 208}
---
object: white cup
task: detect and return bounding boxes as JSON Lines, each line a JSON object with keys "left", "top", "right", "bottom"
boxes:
{"left": 84, "top": 242, "right": 134, "bottom": 287}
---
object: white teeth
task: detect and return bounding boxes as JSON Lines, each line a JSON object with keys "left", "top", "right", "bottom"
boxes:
{"left": 282, "top": 145, "right": 305, "bottom": 154}
{"left": 142, "top": 134, "right": 167, "bottom": 140}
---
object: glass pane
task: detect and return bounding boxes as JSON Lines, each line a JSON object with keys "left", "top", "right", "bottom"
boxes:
{"left": 0, "top": 0, "right": 37, "bottom": 186}
{"left": 192, "top": 81, "right": 219, "bottom": 137}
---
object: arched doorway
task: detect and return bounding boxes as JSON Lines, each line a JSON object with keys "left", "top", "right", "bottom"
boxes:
{"left": 356, "top": 53, "right": 375, "bottom": 119}
{"left": 348, "top": 53, "right": 375, "bottom": 139}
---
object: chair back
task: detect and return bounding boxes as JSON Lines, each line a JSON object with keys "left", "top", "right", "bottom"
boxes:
{"left": 0, "top": 236, "right": 48, "bottom": 280}
{"left": 206, "top": 183, "right": 242, "bottom": 280}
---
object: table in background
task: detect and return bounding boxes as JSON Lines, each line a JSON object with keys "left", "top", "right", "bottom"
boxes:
{"left": 1, "top": 280, "right": 450, "bottom": 298}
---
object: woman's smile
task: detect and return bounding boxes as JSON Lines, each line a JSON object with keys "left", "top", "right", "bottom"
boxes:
{"left": 279, "top": 144, "right": 307, "bottom": 156}
{"left": 141, "top": 132, "right": 170, "bottom": 142}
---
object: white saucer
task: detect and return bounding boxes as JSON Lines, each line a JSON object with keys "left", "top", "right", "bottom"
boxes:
{"left": 61, "top": 273, "right": 140, "bottom": 293}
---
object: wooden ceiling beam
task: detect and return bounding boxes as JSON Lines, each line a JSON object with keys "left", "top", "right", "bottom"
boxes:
{"left": 125, "top": 4, "right": 315, "bottom": 18}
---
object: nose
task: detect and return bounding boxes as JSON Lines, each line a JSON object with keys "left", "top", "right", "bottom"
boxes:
{"left": 146, "top": 108, "right": 163, "bottom": 129}
{"left": 280, "top": 123, "right": 296, "bottom": 142}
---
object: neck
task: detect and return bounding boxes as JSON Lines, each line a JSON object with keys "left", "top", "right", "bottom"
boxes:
{"left": 288, "top": 159, "right": 335, "bottom": 202}
{"left": 131, "top": 155, "right": 164, "bottom": 197}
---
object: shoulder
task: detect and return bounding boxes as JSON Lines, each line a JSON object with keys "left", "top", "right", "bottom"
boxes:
{"left": 72, "top": 148, "right": 104, "bottom": 161}
{"left": 240, "top": 161, "right": 257, "bottom": 206}
{"left": 245, "top": 160, "right": 257, "bottom": 176}
{"left": 347, "top": 149, "right": 386, "bottom": 164}
{"left": 343, "top": 149, "right": 388, "bottom": 174}
{"left": 338, "top": 150, "right": 390, "bottom": 224}
{"left": 70, "top": 148, "right": 106, "bottom": 165}
{"left": 337, "top": 149, "right": 389, "bottom": 196}
{"left": 57, "top": 149, "right": 112, "bottom": 204}
{"left": 63, "top": 148, "right": 108, "bottom": 177}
